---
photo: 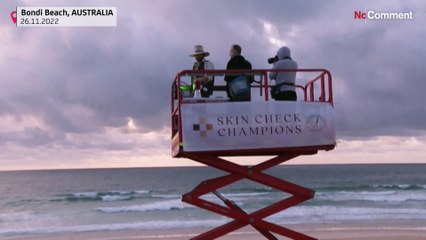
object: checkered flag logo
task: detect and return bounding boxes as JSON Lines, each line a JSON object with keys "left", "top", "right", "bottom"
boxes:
{"left": 192, "top": 117, "right": 213, "bottom": 137}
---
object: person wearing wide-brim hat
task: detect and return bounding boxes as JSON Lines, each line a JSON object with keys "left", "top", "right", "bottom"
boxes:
{"left": 190, "top": 45, "right": 215, "bottom": 98}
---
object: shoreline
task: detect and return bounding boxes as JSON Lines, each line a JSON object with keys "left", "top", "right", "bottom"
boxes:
{"left": 3, "top": 223, "right": 426, "bottom": 240}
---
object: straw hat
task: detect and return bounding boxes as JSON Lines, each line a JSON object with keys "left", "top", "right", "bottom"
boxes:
{"left": 190, "top": 45, "right": 210, "bottom": 57}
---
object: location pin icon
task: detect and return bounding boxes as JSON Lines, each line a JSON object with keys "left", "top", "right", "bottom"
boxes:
{"left": 11, "top": 11, "right": 17, "bottom": 24}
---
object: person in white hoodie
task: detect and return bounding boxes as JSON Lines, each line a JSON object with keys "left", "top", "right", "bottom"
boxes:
{"left": 268, "top": 46, "right": 298, "bottom": 101}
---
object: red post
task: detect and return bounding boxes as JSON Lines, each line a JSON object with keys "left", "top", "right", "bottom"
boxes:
{"left": 264, "top": 71, "right": 269, "bottom": 101}
{"left": 327, "top": 71, "right": 334, "bottom": 105}
{"left": 320, "top": 73, "right": 325, "bottom": 102}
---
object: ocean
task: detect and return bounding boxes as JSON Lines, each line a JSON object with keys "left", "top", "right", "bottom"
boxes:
{"left": 1, "top": 164, "right": 426, "bottom": 237}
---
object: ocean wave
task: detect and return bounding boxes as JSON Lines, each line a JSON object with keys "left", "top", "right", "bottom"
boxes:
{"left": 222, "top": 192, "right": 270, "bottom": 197}
{"left": 49, "top": 189, "right": 273, "bottom": 204}
{"left": 3, "top": 206, "right": 426, "bottom": 236}
{"left": 96, "top": 199, "right": 193, "bottom": 213}
{"left": 372, "top": 184, "right": 426, "bottom": 190}
{"left": 101, "top": 195, "right": 132, "bottom": 202}
{"left": 52, "top": 190, "right": 151, "bottom": 202}
{"left": 316, "top": 190, "right": 426, "bottom": 203}
{"left": 152, "top": 189, "right": 274, "bottom": 201}
{"left": 0, "top": 211, "right": 35, "bottom": 223}
{"left": 317, "top": 184, "right": 426, "bottom": 192}
{"left": 271, "top": 206, "right": 426, "bottom": 223}
{"left": 151, "top": 194, "right": 181, "bottom": 199}
{"left": 73, "top": 192, "right": 98, "bottom": 199}
{"left": 134, "top": 190, "right": 150, "bottom": 194}
{"left": 0, "top": 219, "right": 227, "bottom": 237}
{"left": 45, "top": 183, "right": 425, "bottom": 204}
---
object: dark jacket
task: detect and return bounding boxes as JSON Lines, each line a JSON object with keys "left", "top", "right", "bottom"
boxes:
{"left": 224, "top": 55, "right": 253, "bottom": 83}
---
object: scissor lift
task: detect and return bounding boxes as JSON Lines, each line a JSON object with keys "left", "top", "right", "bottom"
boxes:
{"left": 171, "top": 69, "right": 336, "bottom": 239}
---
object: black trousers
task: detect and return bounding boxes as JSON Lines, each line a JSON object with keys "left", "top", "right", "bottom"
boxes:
{"left": 274, "top": 91, "right": 297, "bottom": 101}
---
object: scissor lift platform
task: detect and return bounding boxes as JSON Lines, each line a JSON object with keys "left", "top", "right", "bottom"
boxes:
{"left": 171, "top": 69, "right": 336, "bottom": 239}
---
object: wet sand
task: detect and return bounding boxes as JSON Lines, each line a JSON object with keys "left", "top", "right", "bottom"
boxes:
{"left": 3, "top": 224, "right": 426, "bottom": 240}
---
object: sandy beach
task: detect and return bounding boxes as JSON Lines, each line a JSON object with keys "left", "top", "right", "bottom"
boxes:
{"left": 3, "top": 224, "right": 426, "bottom": 240}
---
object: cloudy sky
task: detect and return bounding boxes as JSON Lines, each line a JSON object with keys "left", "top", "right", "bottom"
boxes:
{"left": 0, "top": 0, "right": 425, "bottom": 170}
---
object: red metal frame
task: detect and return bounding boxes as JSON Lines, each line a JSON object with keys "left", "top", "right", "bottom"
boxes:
{"left": 182, "top": 152, "right": 318, "bottom": 239}
{"left": 171, "top": 69, "right": 333, "bottom": 158}
{"left": 171, "top": 69, "right": 334, "bottom": 239}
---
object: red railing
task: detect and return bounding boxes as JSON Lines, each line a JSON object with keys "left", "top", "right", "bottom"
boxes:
{"left": 172, "top": 69, "right": 332, "bottom": 115}
{"left": 304, "top": 70, "right": 333, "bottom": 104}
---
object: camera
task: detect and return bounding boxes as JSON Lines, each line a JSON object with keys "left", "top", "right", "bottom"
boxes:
{"left": 267, "top": 55, "right": 278, "bottom": 64}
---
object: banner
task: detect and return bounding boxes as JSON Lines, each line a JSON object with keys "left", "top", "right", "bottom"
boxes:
{"left": 181, "top": 101, "right": 336, "bottom": 152}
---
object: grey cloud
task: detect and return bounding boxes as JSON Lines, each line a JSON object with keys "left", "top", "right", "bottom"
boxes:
{"left": 314, "top": 22, "right": 426, "bottom": 137}
{"left": 0, "top": 0, "right": 425, "bottom": 150}
{"left": 0, "top": 127, "right": 63, "bottom": 147}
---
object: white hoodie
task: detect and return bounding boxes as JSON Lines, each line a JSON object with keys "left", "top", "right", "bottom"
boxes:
{"left": 269, "top": 46, "right": 298, "bottom": 92}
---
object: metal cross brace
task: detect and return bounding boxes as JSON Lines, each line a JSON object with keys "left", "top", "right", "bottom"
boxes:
{"left": 182, "top": 152, "right": 318, "bottom": 240}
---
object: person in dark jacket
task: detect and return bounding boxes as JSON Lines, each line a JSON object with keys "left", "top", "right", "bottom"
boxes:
{"left": 224, "top": 44, "right": 253, "bottom": 101}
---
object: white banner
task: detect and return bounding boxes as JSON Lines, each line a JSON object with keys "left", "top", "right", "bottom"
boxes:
{"left": 181, "top": 101, "right": 335, "bottom": 152}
